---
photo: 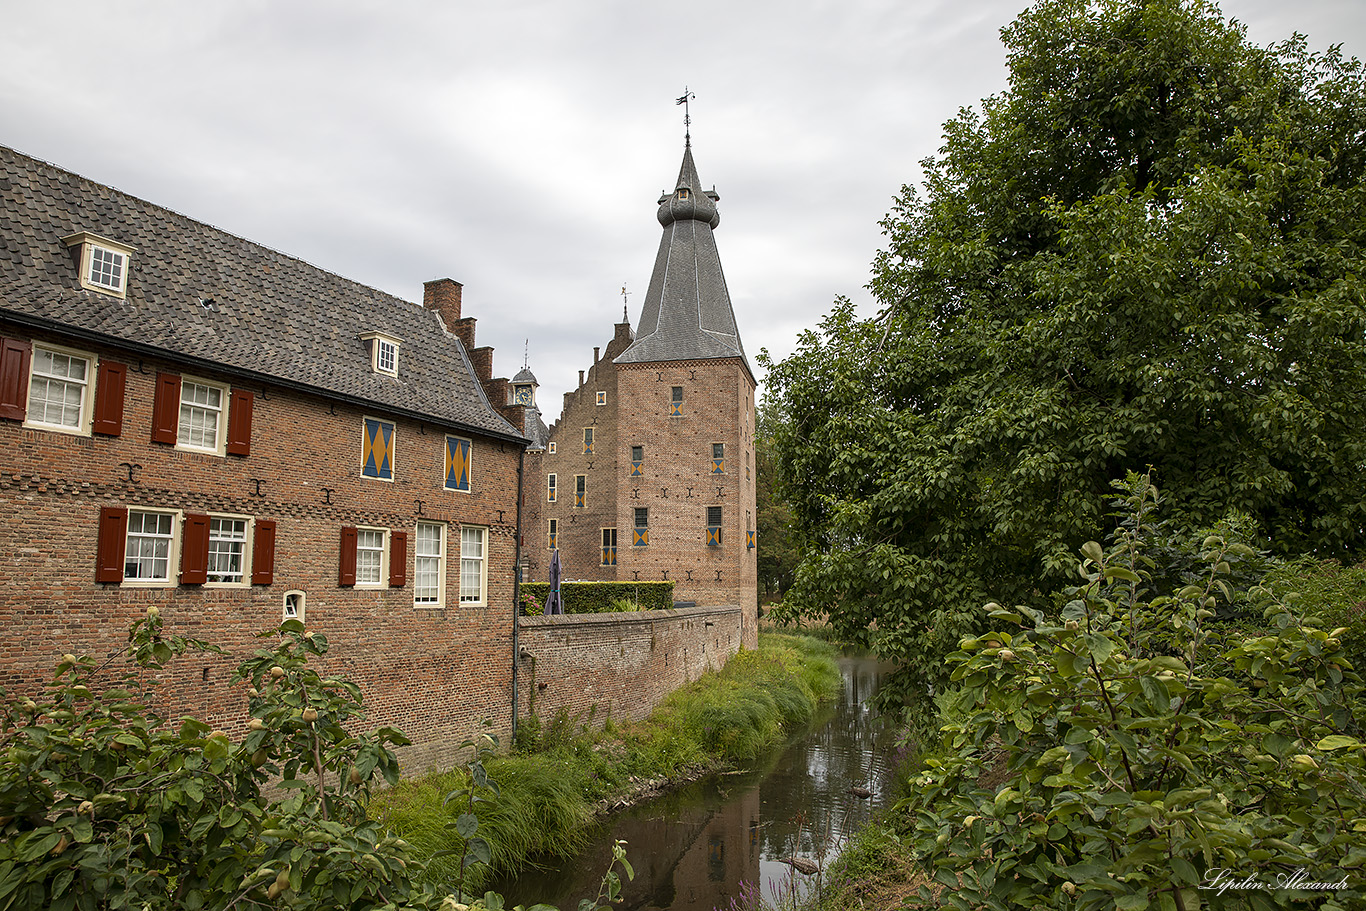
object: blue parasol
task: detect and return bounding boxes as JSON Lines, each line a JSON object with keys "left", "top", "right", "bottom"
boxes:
{"left": 546, "top": 549, "right": 564, "bottom": 615}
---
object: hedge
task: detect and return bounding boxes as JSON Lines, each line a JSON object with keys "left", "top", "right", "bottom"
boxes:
{"left": 518, "top": 581, "right": 675, "bottom": 615}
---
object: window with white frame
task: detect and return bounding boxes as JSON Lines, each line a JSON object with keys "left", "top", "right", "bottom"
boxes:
{"left": 414, "top": 522, "right": 445, "bottom": 607}
{"left": 124, "top": 510, "right": 176, "bottom": 583}
{"left": 178, "top": 380, "right": 226, "bottom": 451}
{"left": 27, "top": 345, "right": 93, "bottom": 433}
{"left": 376, "top": 338, "right": 397, "bottom": 375}
{"left": 356, "top": 528, "right": 387, "bottom": 586}
{"left": 460, "top": 526, "right": 487, "bottom": 604}
{"left": 63, "top": 233, "right": 136, "bottom": 298}
{"left": 207, "top": 516, "right": 249, "bottom": 584}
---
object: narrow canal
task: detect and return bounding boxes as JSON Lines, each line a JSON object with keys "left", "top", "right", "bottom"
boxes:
{"left": 493, "top": 654, "right": 902, "bottom": 911}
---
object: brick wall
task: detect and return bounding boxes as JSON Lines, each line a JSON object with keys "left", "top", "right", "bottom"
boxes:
{"left": 0, "top": 325, "right": 523, "bottom": 775}
{"left": 515, "top": 605, "right": 743, "bottom": 729}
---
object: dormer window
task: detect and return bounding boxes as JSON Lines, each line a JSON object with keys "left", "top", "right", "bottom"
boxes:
{"left": 677, "top": 188, "right": 690, "bottom": 199}
{"left": 360, "top": 331, "right": 402, "bottom": 377}
{"left": 62, "top": 232, "right": 136, "bottom": 299}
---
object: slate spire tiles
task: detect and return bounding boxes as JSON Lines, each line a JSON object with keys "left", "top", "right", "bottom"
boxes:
{"left": 614, "top": 142, "right": 749, "bottom": 370}
{"left": 0, "top": 146, "right": 523, "bottom": 443}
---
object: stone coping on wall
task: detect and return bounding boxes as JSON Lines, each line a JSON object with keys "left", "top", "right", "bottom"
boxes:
{"left": 517, "top": 604, "right": 741, "bottom": 633}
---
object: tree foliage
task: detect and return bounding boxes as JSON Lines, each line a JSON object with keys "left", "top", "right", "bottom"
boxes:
{"left": 0, "top": 612, "right": 628, "bottom": 911}
{"left": 756, "top": 394, "right": 800, "bottom": 600}
{"left": 897, "top": 474, "right": 1365, "bottom": 910}
{"left": 762, "top": 0, "right": 1366, "bottom": 690}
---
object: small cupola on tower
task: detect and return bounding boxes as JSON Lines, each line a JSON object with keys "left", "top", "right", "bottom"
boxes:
{"left": 510, "top": 366, "right": 538, "bottom": 408}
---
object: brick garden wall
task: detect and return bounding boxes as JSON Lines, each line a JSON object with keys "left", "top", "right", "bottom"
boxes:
{"left": 515, "top": 605, "right": 743, "bottom": 730}
{"left": 0, "top": 325, "right": 523, "bottom": 776}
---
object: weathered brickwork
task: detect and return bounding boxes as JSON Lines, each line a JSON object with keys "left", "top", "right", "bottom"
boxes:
{"left": 515, "top": 605, "right": 743, "bottom": 729}
{"left": 0, "top": 323, "right": 523, "bottom": 776}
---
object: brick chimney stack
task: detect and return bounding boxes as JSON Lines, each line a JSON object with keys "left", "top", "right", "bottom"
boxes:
{"left": 423, "top": 278, "right": 462, "bottom": 327}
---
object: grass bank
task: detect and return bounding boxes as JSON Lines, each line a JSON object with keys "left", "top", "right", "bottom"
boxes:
{"left": 371, "top": 631, "right": 840, "bottom": 891}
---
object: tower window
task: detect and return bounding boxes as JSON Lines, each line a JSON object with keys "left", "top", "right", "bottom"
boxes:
{"left": 670, "top": 386, "right": 683, "bottom": 417}
{"left": 630, "top": 445, "right": 643, "bottom": 477}
{"left": 601, "top": 528, "right": 617, "bottom": 566}
{"left": 583, "top": 427, "right": 594, "bottom": 455}
{"left": 711, "top": 442, "right": 725, "bottom": 473}
{"left": 633, "top": 508, "right": 649, "bottom": 547}
{"left": 706, "top": 506, "right": 722, "bottom": 547}
{"left": 548, "top": 518, "right": 558, "bottom": 550}
{"left": 575, "top": 475, "right": 586, "bottom": 508}
{"left": 547, "top": 473, "right": 557, "bottom": 503}
{"left": 596, "top": 391, "right": 607, "bottom": 406}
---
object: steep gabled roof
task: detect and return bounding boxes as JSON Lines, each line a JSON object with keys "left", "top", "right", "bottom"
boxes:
{"left": 0, "top": 145, "right": 525, "bottom": 443}
{"left": 614, "top": 143, "right": 749, "bottom": 374}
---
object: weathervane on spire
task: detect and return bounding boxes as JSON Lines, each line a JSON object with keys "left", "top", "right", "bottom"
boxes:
{"left": 621, "top": 284, "right": 632, "bottom": 322}
{"left": 676, "top": 87, "right": 695, "bottom": 144}
{"left": 523, "top": 338, "right": 529, "bottom": 370}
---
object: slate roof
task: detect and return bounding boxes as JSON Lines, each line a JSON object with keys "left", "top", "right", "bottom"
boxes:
{"left": 615, "top": 143, "right": 750, "bottom": 376}
{"left": 0, "top": 146, "right": 525, "bottom": 444}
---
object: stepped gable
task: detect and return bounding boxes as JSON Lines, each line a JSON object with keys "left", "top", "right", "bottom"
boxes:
{"left": 0, "top": 145, "right": 523, "bottom": 442}
{"left": 614, "top": 142, "right": 749, "bottom": 373}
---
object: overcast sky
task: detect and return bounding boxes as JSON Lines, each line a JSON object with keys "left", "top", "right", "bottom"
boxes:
{"left": 2, "top": 1, "right": 1362, "bottom": 416}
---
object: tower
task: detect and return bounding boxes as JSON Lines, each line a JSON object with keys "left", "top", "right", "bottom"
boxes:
{"left": 524, "top": 139, "right": 757, "bottom": 635}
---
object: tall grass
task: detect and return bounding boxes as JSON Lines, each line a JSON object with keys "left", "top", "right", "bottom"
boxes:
{"left": 371, "top": 632, "right": 840, "bottom": 890}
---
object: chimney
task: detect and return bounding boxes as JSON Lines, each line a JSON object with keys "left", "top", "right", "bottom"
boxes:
{"left": 470, "top": 346, "right": 494, "bottom": 382}
{"left": 423, "top": 279, "right": 463, "bottom": 328}
{"left": 593, "top": 346, "right": 600, "bottom": 364}
{"left": 578, "top": 370, "right": 585, "bottom": 387}
{"left": 453, "top": 317, "right": 477, "bottom": 351}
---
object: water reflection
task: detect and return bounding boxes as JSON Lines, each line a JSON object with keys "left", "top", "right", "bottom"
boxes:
{"left": 493, "top": 655, "right": 898, "bottom": 910}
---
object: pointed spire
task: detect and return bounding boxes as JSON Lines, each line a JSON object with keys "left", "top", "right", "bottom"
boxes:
{"left": 615, "top": 140, "right": 747, "bottom": 371}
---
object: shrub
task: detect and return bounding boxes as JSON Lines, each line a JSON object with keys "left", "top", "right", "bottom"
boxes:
{"left": 898, "top": 474, "right": 1365, "bottom": 910}
{"left": 518, "top": 582, "right": 674, "bottom": 615}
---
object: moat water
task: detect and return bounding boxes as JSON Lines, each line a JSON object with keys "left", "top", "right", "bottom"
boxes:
{"left": 492, "top": 654, "right": 901, "bottom": 911}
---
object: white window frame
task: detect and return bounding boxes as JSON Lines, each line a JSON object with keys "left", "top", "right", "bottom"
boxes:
{"left": 547, "top": 473, "right": 557, "bottom": 503}
{"left": 283, "top": 591, "right": 306, "bottom": 623}
{"left": 24, "top": 342, "right": 96, "bottom": 436}
{"left": 414, "top": 521, "right": 446, "bottom": 608}
{"left": 62, "top": 232, "right": 135, "bottom": 299}
{"left": 177, "top": 376, "right": 228, "bottom": 455}
{"left": 354, "top": 526, "right": 389, "bottom": 588}
{"left": 360, "top": 331, "right": 403, "bottom": 377}
{"left": 123, "top": 508, "right": 181, "bottom": 588}
{"left": 205, "top": 514, "right": 252, "bottom": 588}
{"left": 548, "top": 442, "right": 556, "bottom": 454}
{"left": 596, "top": 391, "right": 607, "bottom": 406}
{"left": 460, "top": 525, "right": 487, "bottom": 606}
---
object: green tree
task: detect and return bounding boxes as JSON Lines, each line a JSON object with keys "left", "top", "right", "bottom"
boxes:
{"left": 899, "top": 475, "right": 1365, "bottom": 910}
{"left": 756, "top": 394, "right": 799, "bottom": 601}
{"left": 763, "top": 0, "right": 1366, "bottom": 693}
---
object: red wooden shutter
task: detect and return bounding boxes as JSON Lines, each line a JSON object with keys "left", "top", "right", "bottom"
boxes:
{"left": 226, "top": 389, "right": 253, "bottom": 456}
{"left": 389, "top": 531, "right": 407, "bottom": 588}
{"left": 92, "top": 360, "right": 126, "bottom": 436}
{"left": 181, "top": 513, "right": 210, "bottom": 584}
{"left": 150, "top": 373, "right": 181, "bottom": 444}
{"left": 339, "top": 527, "right": 358, "bottom": 586}
{"left": 0, "top": 337, "right": 31, "bottom": 421}
{"left": 95, "top": 506, "right": 128, "bottom": 583}
{"left": 252, "top": 519, "right": 277, "bottom": 585}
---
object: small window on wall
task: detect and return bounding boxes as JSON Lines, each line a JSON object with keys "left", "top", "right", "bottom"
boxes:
{"left": 361, "top": 331, "right": 402, "bottom": 377}
{"left": 633, "top": 508, "right": 648, "bottom": 547}
{"left": 361, "top": 417, "right": 395, "bottom": 481}
{"left": 630, "top": 445, "right": 643, "bottom": 477}
{"left": 283, "top": 591, "right": 306, "bottom": 623}
{"left": 596, "top": 391, "right": 607, "bottom": 406}
{"left": 460, "top": 526, "right": 487, "bottom": 605}
{"left": 601, "top": 528, "right": 617, "bottom": 566}
{"left": 548, "top": 518, "right": 558, "bottom": 550}
{"left": 548, "top": 442, "right": 556, "bottom": 454}
{"left": 547, "top": 473, "right": 557, "bottom": 503}
{"left": 445, "top": 436, "right": 471, "bottom": 492}
{"left": 355, "top": 528, "right": 387, "bottom": 586}
{"left": 711, "top": 442, "right": 725, "bottom": 474}
{"left": 574, "top": 475, "right": 586, "bottom": 508}
{"left": 414, "top": 522, "right": 445, "bottom": 607}
{"left": 706, "top": 506, "right": 722, "bottom": 547}
{"left": 583, "top": 427, "right": 594, "bottom": 455}
{"left": 670, "top": 386, "right": 684, "bottom": 417}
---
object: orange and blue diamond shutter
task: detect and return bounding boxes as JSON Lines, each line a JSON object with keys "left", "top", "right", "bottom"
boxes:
{"left": 362, "top": 418, "right": 394, "bottom": 480}
{"left": 445, "top": 436, "right": 471, "bottom": 491}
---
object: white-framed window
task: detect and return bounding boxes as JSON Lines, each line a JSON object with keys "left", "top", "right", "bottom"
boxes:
{"left": 547, "top": 473, "right": 557, "bottom": 503}
{"left": 206, "top": 515, "right": 250, "bottom": 585}
{"left": 356, "top": 527, "right": 388, "bottom": 587}
{"left": 460, "top": 525, "right": 487, "bottom": 605}
{"left": 548, "top": 442, "right": 556, "bottom": 454}
{"left": 178, "top": 378, "right": 226, "bottom": 452}
{"left": 360, "top": 331, "right": 403, "bottom": 377}
{"left": 62, "top": 232, "right": 136, "bottom": 298}
{"left": 124, "top": 509, "right": 178, "bottom": 585}
{"left": 414, "top": 521, "right": 445, "bottom": 607}
{"left": 283, "top": 591, "right": 306, "bottom": 623}
{"left": 25, "top": 343, "right": 94, "bottom": 434}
